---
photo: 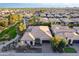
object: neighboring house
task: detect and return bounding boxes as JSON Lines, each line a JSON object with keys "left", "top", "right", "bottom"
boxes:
{"left": 47, "top": 14, "right": 54, "bottom": 18}
{"left": 73, "top": 27, "right": 79, "bottom": 34}
{"left": 20, "top": 26, "right": 52, "bottom": 46}
{"left": 71, "top": 14, "right": 79, "bottom": 18}
{"left": 60, "top": 18, "right": 75, "bottom": 25}
{"left": 51, "top": 25, "right": 79, "bottom": 44}
{"left": 40, "top": 13, "right": 46, "bottom": 17}
{"left": 54, "top": 14, "right": 62, "bottom": 18}
{"left": 71, "top": 18, "right": 79, "bottom": 24}
{"left": 55, "top": 32, "right": 79, "bottom": 44}
{"left": 49, "top": 18, "right": 61, "bottom": 24}
{"left": 23, "top": 17, "right": 30, "bottom": 24}
{"left": 51, "top": 25, "right": 76, "bottom": 34}
{"left": 34, "top": 11, "right": 40, "bottom": 16}
{"left": 40, "top": 18, "right": 49, "bottom": 23}
{"left": 63, "top": 32, "right": 79, "bottom": 44}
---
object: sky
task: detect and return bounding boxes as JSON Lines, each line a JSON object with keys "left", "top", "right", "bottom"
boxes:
{"left": 0, "top": 3, "right": 79, "bottom": 8}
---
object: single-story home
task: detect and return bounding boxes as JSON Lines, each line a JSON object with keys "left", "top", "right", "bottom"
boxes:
{"left": 20, "top": 26, "right": 52, "bottom": 46}
{"left": 71, "top": 14, "right": 79, "bottom": 18}
{"left": 51, "top": 25, "right": 76, "bottom": 34}
{"left": 47, "top": 14, "right": 54, "bottom": 18}
{"left": 64, "top": 32, "right": 79, "bottom": 44}
{"left": 60, "top": 18, "right": 75, "bottom": 25}
{"left": 71, "top": 18, "right": 79, "bottom": 24}
{"left": 73, "top": 27, "right": 79, "bottom": 34}
{"left": 40, "top": 13, "right": 46, "bottom": 17}
{"left": 51, "top": 25, "right": 79, "bottom": 44}
{"left": 54, "top": 14, "right": 63, "bottom": 18}
{"left": 40, "top": 18, "right": 49, "bottom": 23}
{"left": 49, "top": 18, "right": 61, "bottom": 24}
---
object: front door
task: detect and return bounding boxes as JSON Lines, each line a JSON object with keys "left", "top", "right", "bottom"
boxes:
{"left": 35, "top": 38, "right": 41, "bottom": 45}
{"left": 30, "top": 41, "right": 33, "bottom": 45}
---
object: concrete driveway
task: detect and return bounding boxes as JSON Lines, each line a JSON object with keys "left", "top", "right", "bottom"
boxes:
{"left": 42, "top": 43, "right": 53, "bottom": 53}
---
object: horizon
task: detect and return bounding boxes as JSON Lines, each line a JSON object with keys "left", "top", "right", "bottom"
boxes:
{"left": 0, "top": 3, "right": 79, "bottom": 8}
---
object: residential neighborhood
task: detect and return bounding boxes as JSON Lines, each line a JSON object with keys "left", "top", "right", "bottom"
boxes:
{"left": 0, "top": 8, "right": 79, "bottom": 53}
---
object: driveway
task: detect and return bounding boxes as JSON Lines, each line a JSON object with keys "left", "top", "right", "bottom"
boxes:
{"left": 71, "top": 44, "right": 79, "bottom": 53}
{"left": 42, "top": 43, "right": 53, "bottom": 53}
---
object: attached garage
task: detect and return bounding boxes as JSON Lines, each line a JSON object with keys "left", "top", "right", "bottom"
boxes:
{"left": 42, "top": 40, "right": 50, "bottom": 43}
{"left": 73, "top": 40, "right": 79, "bottom": 44}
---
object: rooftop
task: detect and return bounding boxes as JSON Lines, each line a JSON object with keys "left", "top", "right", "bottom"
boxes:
{"left": 49, "top": 18, "right": 61, "bottom": 22}
{"left": 21, "top": 26, "right": 52, "bottom": 41}
{"left": 71, "top": 18, "right": 79, "bottom": 22}
{"left": 51, "top": 25, "right": 76, "bottom": 34}
{"left": 40, "top": 18, "right": 49, "bottom": 22}
{"left": 60, "top": 18, "right": 75, "bottom": 22}
{"left": 28, "top": 26, "right": 52, "bottom": 39}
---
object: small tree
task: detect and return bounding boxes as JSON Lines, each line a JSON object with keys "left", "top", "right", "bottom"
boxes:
{"left": 51, "top": 39, "right": 58, "bottom": 52}
{"left": 57, "top": 39, "right": 67, "bottom": 52}
{"left": 16, "top": 22, "right": 26, "bottom": 36}
{"left": 51, "top": 36, "right": 68, "bottom": 53}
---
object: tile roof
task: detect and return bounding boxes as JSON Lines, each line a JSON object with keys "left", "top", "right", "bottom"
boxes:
{"left": 21, "top": 26, "right": 52, "bottom": 41}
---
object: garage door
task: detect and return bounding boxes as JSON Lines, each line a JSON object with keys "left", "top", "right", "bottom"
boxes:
{"left": 42, "top": 40, "right": 50, "bottom": 43}
{"left": 73, "top": 40, "right": 79, "bottom": 44}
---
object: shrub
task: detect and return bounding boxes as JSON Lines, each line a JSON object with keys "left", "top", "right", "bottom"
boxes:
{"left": 57, "top": 39, "right": 67, "bottom": 52}
{"left": 50, "top": 36, "right": 68, "bottom": 53}
{"left": 64, "top": 47, "right": 77, "bottom": 53}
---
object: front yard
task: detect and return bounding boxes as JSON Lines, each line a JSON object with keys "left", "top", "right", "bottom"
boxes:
{"left": 50, "top": 37, "right": 77, "bottom": 53}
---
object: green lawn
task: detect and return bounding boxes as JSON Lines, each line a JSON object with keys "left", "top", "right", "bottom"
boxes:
{"left": 0, "top": 25, "right": 17, "bottom": 41}
{"left": 64, "top": 47, "right": 77, "bottom": 53}
{"left": 31, "top": 22, "right": 51, "bottom": 26}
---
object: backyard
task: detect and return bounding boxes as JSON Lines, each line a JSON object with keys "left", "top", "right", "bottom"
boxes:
{"left": 0, "top": 25, "right": 17, "bottom": 41}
